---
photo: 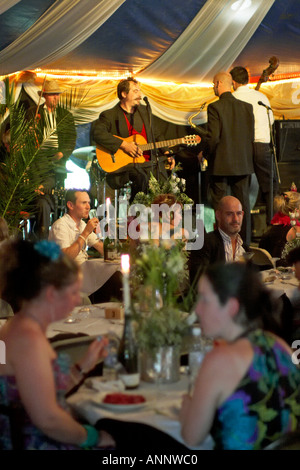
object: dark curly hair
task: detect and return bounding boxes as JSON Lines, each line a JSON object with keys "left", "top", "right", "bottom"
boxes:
{"left": 117, "top": 77, "right": 139, "bottom": 100}
{"left": 0, "top": 239, "right": 80, "bottom": 312}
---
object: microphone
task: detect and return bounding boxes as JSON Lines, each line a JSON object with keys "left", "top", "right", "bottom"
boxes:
{"left": 143, "top": 96, "right": 150, "bottom": 106}
{"left": 258, "top": 101, "right": 272, "bottom": 111}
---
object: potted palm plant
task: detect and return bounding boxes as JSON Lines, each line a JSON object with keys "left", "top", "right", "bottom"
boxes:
{"left": 0, "top": 78, "right": 91, "bottom": 232}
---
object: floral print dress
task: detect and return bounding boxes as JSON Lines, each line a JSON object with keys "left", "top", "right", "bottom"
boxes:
{"left": 211, "top": 329, "right": 300, "bottom": 450}
{"left": 0, "top": 353, "right": 82, "bottom": 450}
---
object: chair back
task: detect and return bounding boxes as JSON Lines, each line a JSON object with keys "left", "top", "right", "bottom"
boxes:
{"left": 249, "top": 246, "right": 276, "bottom": 270}
{"left": 51, "top": 334, "right": 99, "bottom": 364}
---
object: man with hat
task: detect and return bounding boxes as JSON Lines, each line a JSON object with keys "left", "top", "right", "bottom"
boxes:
{"left": 26, "top": 79, "right": 76, "bottom": 239}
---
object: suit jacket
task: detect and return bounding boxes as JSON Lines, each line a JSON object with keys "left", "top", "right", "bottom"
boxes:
{"left": 202, "top": 92, "right": 254, "bottom": 176}
{"left": 189, "top": 229, "right": 249, "bottom": 284}
{"left": 92, "top": 103, "right": 167, "bottom": 157}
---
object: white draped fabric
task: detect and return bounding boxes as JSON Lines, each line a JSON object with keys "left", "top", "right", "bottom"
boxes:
{"left": 3, "top": 0, "right": 296, "bottom": 127}
{"left": 140, "top": 0, "right": 275, "bottom": 83}
{"left": 0, "top": 0, "right": 125, "bottom": 75}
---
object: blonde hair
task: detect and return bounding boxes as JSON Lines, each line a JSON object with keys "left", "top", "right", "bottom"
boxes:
{"left": 273, "top": 191, "right": 300, "bottom": 216}
{"left": 152, "top": 193, "right": 182, "bottom": 208}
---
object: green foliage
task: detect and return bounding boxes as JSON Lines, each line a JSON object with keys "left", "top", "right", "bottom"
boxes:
{"left": 131, "top": 240, "right": 190, "bottom": 352}
{"left": 132, "top": 172, "right": 194, "bottom": 208}
{"left": 0, "top": 79, "right": 85, "bottom": 230}
{"left": 134, "top": 306, "right": 189, "bottom": 350}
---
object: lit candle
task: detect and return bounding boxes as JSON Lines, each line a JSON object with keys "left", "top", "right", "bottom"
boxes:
{"left": 106, "top": 197, "right": 111, "bottom": 236}
{"left": 121, "top": 254, "right": 130, "bottom": 312}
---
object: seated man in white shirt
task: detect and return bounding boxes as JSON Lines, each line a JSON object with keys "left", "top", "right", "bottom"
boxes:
{"left": 189, "top": 196, "right": 249, "bottom": 284}
{"left": 49, "top": 189, "right": 103, "bottom": 263}
{"left": 49, "top": 189, "right": 121, "bottom": 302}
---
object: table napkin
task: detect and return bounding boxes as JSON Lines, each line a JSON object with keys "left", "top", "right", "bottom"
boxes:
{"left": 85, "top": 377, "right": 125, "bottom": 393}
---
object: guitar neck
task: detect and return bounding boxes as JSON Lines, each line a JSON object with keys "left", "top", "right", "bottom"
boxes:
{"left": 140, "top": 137, "right": 186, "bottom": 152}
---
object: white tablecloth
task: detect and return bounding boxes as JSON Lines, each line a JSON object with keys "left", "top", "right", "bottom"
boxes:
{"left": 67, "top": 374, "right": 214, "bottom": 451}
{"left": 47, "top": 304, "right": 124, "bottom": 339}
{"left": 261, "top": 269, "right": 299, "bottom": 300}
{"left": 80, "top": 259, "right": 120, "bottom": 295}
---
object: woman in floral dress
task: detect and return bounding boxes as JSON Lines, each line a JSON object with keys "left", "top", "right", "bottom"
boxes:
{"left": 0, "top": 239, "right": 115, "bottom": 450}
{"left": 180, "top": 262, "right": 300, "bottom": 450}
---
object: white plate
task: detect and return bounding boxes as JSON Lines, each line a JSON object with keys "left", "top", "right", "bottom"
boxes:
{"left": 95, "top": 392, "right": 151, "bottom": 413}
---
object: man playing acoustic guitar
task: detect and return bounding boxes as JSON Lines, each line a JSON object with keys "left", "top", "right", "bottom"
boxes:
{"left": 92, "top": 77, "right": 175, "bottom": 202}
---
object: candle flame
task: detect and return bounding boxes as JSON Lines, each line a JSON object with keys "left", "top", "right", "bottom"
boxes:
{"left": 121, "top": 254, "right": 130, "bottom": 274}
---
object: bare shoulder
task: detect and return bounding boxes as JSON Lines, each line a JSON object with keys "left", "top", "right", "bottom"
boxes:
{"left": 1, "top": 316, "right": 55, "bottom": 374}
{"left": 202, "top": 340, "right": 254, "bottom": 381}
{"left": 200, "top": 340, "right": 254, "bottom": 406}
{"left": 5, "top": 317, "right": 52, "bottom": 357}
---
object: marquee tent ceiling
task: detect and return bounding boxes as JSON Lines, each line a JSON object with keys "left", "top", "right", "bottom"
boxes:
{"left": 1, "top": 0, "right": 300, "bottom": 127}
{"left": 0, "top": 0, "right": 299, "bottom": 83}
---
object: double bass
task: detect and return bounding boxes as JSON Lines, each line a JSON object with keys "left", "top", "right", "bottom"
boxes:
{"left": 255, "top": 56, "right": 279, "bottom": 91}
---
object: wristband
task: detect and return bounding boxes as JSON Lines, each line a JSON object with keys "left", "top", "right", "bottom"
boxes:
{"left": 74, "top": 362, "right": 85, "bottom": 376}
{"left": 78, "top": 234, "right": 86, "bottom": 249}
{"left": 80, "top": 425, "right": 99, "bottom": 448}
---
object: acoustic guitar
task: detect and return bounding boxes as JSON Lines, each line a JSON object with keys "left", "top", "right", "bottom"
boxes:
{"left": 96, "top": 134, "right": 201, "bottom": 173}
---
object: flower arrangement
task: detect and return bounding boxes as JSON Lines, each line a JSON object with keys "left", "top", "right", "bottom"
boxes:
{"left": 132, "top": 172, "right": 193, "bottom": 208}
{"left": 131, "top": 240, "right": 190, "bottom": 351}
{"left": 282, "top": 236, "right": 300, "bottom": 260}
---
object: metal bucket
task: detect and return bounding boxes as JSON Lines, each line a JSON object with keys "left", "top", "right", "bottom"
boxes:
{"left": 140, "top": 346, "right": 180, "bottom": 384}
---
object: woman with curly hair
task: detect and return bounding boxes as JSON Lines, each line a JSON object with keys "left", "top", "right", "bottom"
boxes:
{"left": 0, "top": 239, "right": 115, "bottom": 450}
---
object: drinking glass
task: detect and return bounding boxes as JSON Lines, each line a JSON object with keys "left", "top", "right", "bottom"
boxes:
{"left": 145, "top": 349, "right": 167, "bottom": 401}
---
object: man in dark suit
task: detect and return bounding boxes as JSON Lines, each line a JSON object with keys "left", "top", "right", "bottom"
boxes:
{"left": 198, "top": 71, "right": 254, "bottom": 245}
{"left": 189, "top": 196, "right": 249, "bottom": 285}
{"left": 92, "top": 77, "right": 174, "bottom": 202}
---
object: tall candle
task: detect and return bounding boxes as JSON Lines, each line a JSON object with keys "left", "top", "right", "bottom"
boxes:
{"left": 121, "top": 254, "right": 130, "bottom": 312}
{"left": 106, "top": 197, "right": 111, "bottom": 236}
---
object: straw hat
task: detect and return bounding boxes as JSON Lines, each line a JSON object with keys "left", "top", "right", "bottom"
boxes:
{"left": 38, "top": 80, "right": 63, "bottom": 95}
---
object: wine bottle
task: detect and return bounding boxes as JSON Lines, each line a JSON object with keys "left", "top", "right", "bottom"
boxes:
{"left": 117, "top": 307, "right": 140, "bottom": 389}
{"left": 104, "top": 237, "right": 117, "bottom": 261}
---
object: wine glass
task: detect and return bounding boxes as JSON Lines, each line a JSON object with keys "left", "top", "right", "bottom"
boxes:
{"left": 148, "top": 348, "right": 170, "bottom": 405}
{"left": 64, "top": 306, "right": 91, "bottom": 323}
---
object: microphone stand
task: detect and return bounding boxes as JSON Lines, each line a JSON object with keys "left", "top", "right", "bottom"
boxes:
{"left": 267, "top": 108, "right": 280, "bottom": 221}
{"left": 144, "top": 98, "right": 160, "bottom": 181}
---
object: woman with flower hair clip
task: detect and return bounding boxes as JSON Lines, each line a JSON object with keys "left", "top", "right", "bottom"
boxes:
{"left": 0, "top": 239, "right": 115, "bottom": 449}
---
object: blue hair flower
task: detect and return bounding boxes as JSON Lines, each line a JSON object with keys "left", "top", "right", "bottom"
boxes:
{"left": 34, "top": 240, "right": 62, "bottom": 261}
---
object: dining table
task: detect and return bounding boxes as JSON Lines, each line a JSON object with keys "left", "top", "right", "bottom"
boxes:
{"left": 80, "top": 258, "right": 121, "bottom": 296}
{"left": 67, "top": 371, "right": 214, "bottom": 451}
{"left": 47, "top": 303, "right": 124, "bottom": 339}
{"left": 46, "top": 303, "right": 214, "bottom": 451}
{"left": 260, "top": 268, "right": 300, "bottom": 306}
